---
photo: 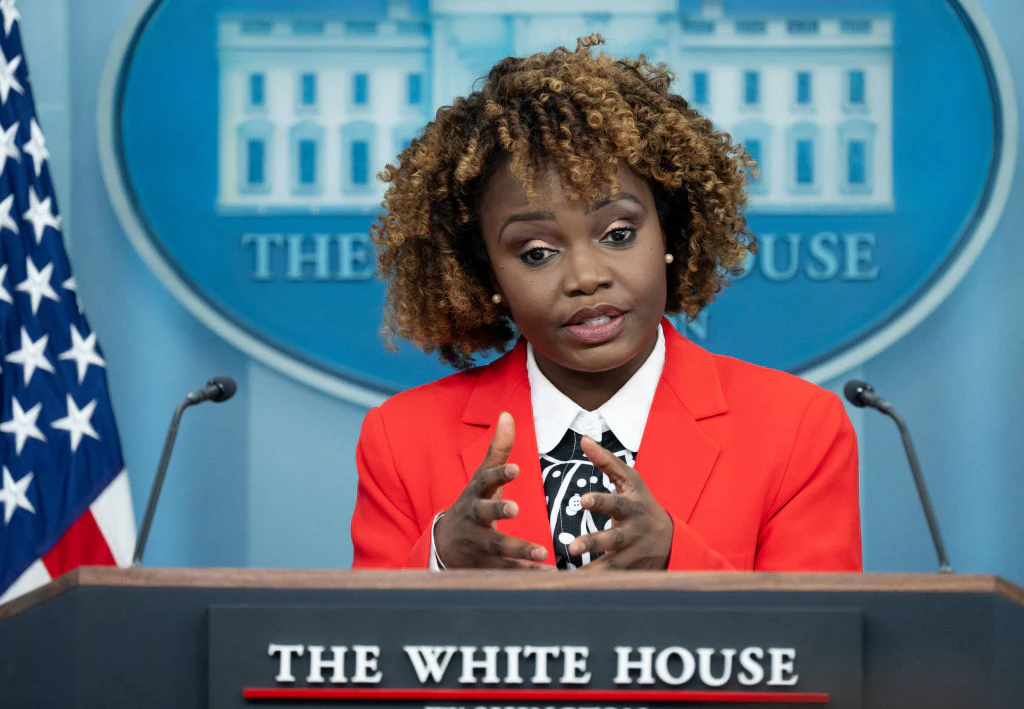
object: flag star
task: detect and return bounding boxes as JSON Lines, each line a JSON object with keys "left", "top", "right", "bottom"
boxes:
{"left": 23, "top": 118, "right": 48, "bottom": 177}
{"left": 0, "top": 397, "right": 46, "bottom": 455}
{"left": 22, "top": 186, "right": 61, "bottom": 243}
{"left": 0, "top": 120, "right": 18, "bottom": 175}
{"left": 59, "top": 324, "right": 105, "bottom": 384}
{"left": 50, "top": 395, "right": 100, "bottom": 453}
{"left": 0, "top": 0, "right": 19, "bottom": 37}
{"left": 0, "top": 48, "right": 23, "bottom": 104}
{"left": 4, "top": 327, "right": 55, "bottom": 385}
{"left": 0, "top": 467, "right": 34, "bottom": 525}
{"left": 15, "top": 257, "right": 60, "bottom": 315}
{"left": 0, "top": 262, "right": 12, "bottom": 304}
{"left": 62, "top": 275, "right": 82, "bottom": 313}
{"left": 0, "top": 193, "right": 18, "bottom": 235}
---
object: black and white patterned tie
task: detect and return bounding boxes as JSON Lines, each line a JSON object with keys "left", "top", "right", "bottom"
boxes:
{"left": 540, "top": 428, "right": 637, "bottom": 569}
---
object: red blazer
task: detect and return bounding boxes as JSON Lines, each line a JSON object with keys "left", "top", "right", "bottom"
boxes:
{"left": 351, "top": 321, "right": 862, "bottom": 571}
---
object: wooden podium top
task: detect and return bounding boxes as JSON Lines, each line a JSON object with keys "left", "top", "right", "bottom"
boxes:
{"left": 3, "top": 567, "right": 1022, "bottom": 620}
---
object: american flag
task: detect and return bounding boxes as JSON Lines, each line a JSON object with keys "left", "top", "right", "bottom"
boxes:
{"left": 0, "top": 0, "right": 135, "bottom": 603}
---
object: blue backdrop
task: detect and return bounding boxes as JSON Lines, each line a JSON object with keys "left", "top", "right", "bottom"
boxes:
{"left": 20, "top": 0, "right": 1024, "bottom": 582}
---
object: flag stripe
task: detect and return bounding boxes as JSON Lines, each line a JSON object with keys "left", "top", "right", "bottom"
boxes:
{"left": 41, "top": 509, "right": 117, "bottom": 578}
{"left": 90, "top": 469, "right": 136, "bottom": 567}
{"left": 0, "top": 559, "right": 51, "bottom": 605}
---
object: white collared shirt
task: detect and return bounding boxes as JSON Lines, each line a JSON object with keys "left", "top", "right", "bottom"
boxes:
{"left": 430, "top": 324, "right": 666, "bottom": 569}
{"left": 527, "top": 323, "right": 666, "bottom": 455}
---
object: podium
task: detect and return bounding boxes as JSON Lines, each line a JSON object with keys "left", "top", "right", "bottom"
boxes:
{"left": 1, "top": 568, "right": 1022, "bottom": 708}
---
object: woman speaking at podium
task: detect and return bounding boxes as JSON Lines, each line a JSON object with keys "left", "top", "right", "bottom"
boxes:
{"left": 350, "top": 37, "right": 861, "bottom": 572}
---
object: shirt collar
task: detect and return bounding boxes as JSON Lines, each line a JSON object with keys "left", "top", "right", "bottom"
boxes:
{"left": 526, "top": 324, "right": 666, "bottom": 454}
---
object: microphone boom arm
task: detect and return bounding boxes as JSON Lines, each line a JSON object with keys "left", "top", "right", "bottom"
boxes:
{"left": 884, "top": 407, "right": 953, "bottom": 573}
{"left": 131, "top": 376, "right": 237, "bottom": 566}
{"left": 132, "top": 399, "right": 190, "bottom": 566}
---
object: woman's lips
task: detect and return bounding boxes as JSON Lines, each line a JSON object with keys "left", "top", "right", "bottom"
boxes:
{"left": 564, "top": 312, "right": 627, "bottom": 345}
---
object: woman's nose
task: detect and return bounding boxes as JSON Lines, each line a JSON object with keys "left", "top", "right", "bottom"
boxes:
{"left": 562, "top": 245, "right": 612, "bottom": 296}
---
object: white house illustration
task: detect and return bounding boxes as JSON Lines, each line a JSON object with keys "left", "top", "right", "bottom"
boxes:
{"left": 216, "top": 0, "right": 893, "bottom": 215}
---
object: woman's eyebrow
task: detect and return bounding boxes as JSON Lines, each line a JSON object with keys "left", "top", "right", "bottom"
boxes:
{"left": 585, "top": 192, "right": 643, "bottom": 214}
{"left": 498, "top": 210, "right": 556, "bottom": 240}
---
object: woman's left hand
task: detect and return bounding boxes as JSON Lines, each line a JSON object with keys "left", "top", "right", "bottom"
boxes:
{"left": 570, "top": 435, "right": 674, "bottom": 570}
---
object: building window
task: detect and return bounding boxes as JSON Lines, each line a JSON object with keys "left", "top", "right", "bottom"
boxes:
{"left": 840, "top": 19, "right": 872, "bottom": 34}
{"left": 247, "top": 139, "right": 265, "bottom": 185}
{"left": 848, "top": 70, "right": 866, "bottom": 105}
{"left": 796, "top": 72, "right": 812, "bottom": 105}
{"left": 796, "top": 140, "right": 814, "bottom": 185}
{"left": 237, "top": 119, "right": 273, "bottom": 195}
{"left": 341, "top": 121, "right": 376, "bottom": 193}
{"left": 787, "top": 20, "right": 819, "bottom": 34}
{"left": 393, "top": 123, "right": 421, "bottom": 158}
{"left": 290, "top": 121, "right": 323, "bottom": 195}
{"left": 746, "top": 139, "right": 761, "bottom": 180}
{"left": 293, "top": 20, "right": 324, "bottom": 35}
{"left": 838, "top": 120, "right": 876, "bottom": 195}
{"left": 682, "top": 20, "right": 715, "bottom": 34}
{"left": 353, "top": 73, "right": 369, "bottom": 106}
{"left": 786, "top": 123, "right": 819, "bottom": 194}
{"left": 735, "top": 20, "right": 766, "bottom": 34}
{"left": 351, "top": 141, "right": 370, "bottom": 185}
{"left": 396, "top": 20, "right": 428, "bottom": 35}
{"left": 346, "top": 20, "right": 377, "bottom": 35}
{"left": 692, "top": 71, "right": 708, "bottom": 104}
{"left": 407, "top": 73, "right": 423, "bottom": 105}
{"left": 300, "top": 73, "right": 317, "bottom": 107}
{"left": 299, "top": 140, "right": 317, "bottom": 185}
{"left": 736, "top": 120, "right": 771, "bottom": 196}
{"left": 744, "top": 71, "right": 760, "bottom": 105}
{"left": 847, "top": 140, "right": 866, "bottom": 185}
{"left": 249, "top": 73, "right": 265, "bottom": 107}
{"left": 241, "top": 20, "right": 272, "bottom": 35}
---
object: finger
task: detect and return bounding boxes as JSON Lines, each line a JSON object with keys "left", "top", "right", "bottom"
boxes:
{"left": 474, "top": 463, "right": 519, "bottom": 499}
{"left": 479, "top": 529, "right": 548, "bottom": 563}
{"left": 569, "top": 527, "right": 629, "bottom": 557}
{"left": 580, "top": 491, "right": 632, "bottom": 519}
{"left": 580, "top": 435, "right": 635, "bottom": 491}
{"left": 577, "top": 553, "right": 621, "bottom": 571}
{"left": 470, "top": 498, "right": 519, "bottom": 525}
{"left": 479, "top": 412, "right": 516, "bottom": 471}
{"left": 502, "top": 558, "right": 558, "bottom": 571}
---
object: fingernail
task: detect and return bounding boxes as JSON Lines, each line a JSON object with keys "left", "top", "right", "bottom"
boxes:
{"left": 580, "top": 494, "right": 591, "bottom": 508}
{"left": 504, "top": 501, "right": 518, "bottom": 516}
{"left": 531, "top": 547, "right": 547, "bottom": 561}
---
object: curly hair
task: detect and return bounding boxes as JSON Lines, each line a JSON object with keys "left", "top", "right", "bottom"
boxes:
{"left": 372, "top": 35, "right": 756, "bottom": 369}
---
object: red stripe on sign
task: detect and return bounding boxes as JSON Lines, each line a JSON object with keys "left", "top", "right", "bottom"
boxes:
{"left": 42, "top": 509, "right": 117, "bottom": 577}
{"left": 242, "top": 688, "right": 829, "bottom": 703}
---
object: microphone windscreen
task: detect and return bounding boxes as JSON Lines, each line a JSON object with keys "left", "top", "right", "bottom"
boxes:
{"left": 843, "top": 379, "right": 872, "bottom": 407}
{"left": 207, "top": 376, "right": 237, "bottom": 403}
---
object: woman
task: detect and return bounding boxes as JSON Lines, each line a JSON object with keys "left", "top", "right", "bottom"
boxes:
{"left": 350, "top": 36, "right": 861, "bottom": 572}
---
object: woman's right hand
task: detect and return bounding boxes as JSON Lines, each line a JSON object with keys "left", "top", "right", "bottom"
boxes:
{"left": 433, "top": 412, "right": 549, "bottom": 569}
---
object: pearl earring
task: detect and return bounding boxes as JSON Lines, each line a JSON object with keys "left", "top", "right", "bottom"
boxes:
{"left": 664, "top": 253, "right": 674, "bottom": 264}
{"left": 491, "top": 293, "right": 503, "bottom": 304}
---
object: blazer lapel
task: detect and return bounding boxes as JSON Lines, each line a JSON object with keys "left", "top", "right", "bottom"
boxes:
{"left": 460, "top": 343, "right": 556, "bottom": 565}
{"left": 635, "top": 321, "right": 728, "bottom": 523}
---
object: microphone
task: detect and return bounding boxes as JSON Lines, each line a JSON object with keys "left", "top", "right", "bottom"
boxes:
{"left": 132, "top": 376, "right": 238, "bottom": 566}
{"left": 843, "top": 379, "right": 952, "bottom": 573}
{"left": 185, "top": 375, "right": 237, "bottom": 405}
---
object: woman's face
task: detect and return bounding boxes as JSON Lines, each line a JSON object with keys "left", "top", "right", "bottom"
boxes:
{"left": 480, "top": 163, "right": 668, "bottom": 392}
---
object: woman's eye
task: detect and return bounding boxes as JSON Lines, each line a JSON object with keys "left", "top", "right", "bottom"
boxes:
{"left": 519, "top": 246, "right": 557, "bottom": 266}
{"left": 602, "top": 226, "right": 637, "bottom": 245}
